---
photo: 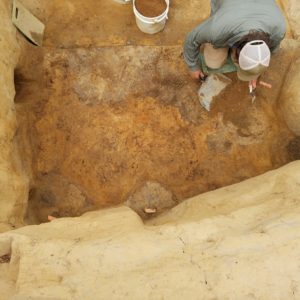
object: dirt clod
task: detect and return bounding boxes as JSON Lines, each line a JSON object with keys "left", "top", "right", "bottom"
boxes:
{"left": 126, "top": 181, "right": 177, "bottom": 219}
{"left": 135, "top": 0, "right": 167, "bottom": 17}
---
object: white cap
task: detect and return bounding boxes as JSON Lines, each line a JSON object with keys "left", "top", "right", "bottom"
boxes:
{"left": 239, "top": 40, "right": 271, "bottom": 71}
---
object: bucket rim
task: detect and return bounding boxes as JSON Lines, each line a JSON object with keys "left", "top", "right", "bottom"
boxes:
{"left": 133, "top": 0, "right": 169, "bottom": 22}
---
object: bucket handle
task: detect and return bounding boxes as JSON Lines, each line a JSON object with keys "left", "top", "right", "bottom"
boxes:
{"left": 153, "top": 13, "right": 168, "bottom": 23}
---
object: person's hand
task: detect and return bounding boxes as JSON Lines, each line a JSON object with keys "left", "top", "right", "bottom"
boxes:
{"left": 190, "top": 70, "right": 205, "bottom": 80}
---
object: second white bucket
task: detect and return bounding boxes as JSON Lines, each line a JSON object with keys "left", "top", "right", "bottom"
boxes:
{"left": 133, "top": 0, "right": 169, "bottom": 34}
{"left": 113, "top": 0, "right": 131, "bottom": 4}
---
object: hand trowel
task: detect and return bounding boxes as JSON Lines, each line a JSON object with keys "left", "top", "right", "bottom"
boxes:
{"left": 198, "top": 74, "right": 232, "bottom": 111}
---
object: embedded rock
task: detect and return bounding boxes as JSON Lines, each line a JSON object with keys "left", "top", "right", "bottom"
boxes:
{"left": 126, "top": 181, "right": 177, "bottom": 218}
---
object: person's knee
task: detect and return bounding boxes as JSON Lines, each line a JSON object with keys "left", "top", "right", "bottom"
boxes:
{"left": 203, "top": 43, "right": 228, "bottom": 69}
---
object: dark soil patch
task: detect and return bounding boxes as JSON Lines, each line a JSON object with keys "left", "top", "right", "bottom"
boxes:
{"left": 135, "top": 0, "right": 167, "bottom": 17}
{"left": 0, "top": 254, "right": 11, "bottom": 264}
{"left": 287, "top": 137, "right": 300, "bottom": 160}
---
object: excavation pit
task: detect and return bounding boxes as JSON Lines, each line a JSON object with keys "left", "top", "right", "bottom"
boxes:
{"left": 7, "top": 0, "right": 298, "bottom": 224}
{"left": 14, "top": 42, "right": 298, "bottom": 223}
{"left": 2, "top": 1, "right": 300, "bottom": 299}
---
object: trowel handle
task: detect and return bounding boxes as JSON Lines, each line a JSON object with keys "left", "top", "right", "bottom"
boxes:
{"left": 259, "top": 81, "right": 272, "bottom": 89}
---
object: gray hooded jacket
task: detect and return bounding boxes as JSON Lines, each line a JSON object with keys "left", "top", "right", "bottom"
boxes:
{"left": 184, "top": 0, "right": 286, "bottom": 71}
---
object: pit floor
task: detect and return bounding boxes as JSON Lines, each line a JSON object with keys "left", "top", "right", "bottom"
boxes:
{"left": 14, "top": 0, "right": 299, "bottom": 223}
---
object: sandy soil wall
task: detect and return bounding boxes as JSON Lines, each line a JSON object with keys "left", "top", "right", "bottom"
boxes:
{"left": 0, "top": 0, "right": 28, "bottom": 230}
{"left": 0, "top": 161, "right": 300, "bottom": 299}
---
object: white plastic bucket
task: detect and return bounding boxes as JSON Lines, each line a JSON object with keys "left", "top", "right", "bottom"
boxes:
{"left": 133, "top": 0, "right": 169, "bottom": 34}
{"left": 113, "top": 0, "right": 131, "bottom": 4}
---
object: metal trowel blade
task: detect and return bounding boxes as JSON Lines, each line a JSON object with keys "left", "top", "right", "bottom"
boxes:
{"left": 198, "top": 74, "right": 232, "bottom": 111}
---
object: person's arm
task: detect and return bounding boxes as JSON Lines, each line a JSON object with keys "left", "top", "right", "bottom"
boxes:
{"left": 269, "top": 33, "right": 285, "bottom": 54}
{"left": 183, "top": 19, "right": 212, "bottom": 72}
{"left": 269, "top": 20, "right": 286, "bottom": 54}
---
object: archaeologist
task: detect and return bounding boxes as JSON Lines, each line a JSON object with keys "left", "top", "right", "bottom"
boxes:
{"left": 183, "top": 0, "right": 286, "bottom": 91}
